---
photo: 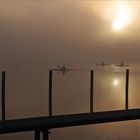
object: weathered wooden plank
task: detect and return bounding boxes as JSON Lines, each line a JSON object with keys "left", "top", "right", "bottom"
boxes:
{"left": 0, "top": 109, "right": 140, "bottom": 134}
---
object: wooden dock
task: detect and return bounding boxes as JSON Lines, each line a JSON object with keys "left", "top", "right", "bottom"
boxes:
{"left": 0, "top": 109, "right": 140, "bottom": 134}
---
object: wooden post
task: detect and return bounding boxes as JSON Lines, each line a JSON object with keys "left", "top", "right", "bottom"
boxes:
{"left": 90, "top": 70, "right": 94, "bottom": 112}
{"left": 35, "top": 129, "right": 40, "bottom": 140}
{"left": 125, "top": 69, "right": 129, "bottom": 110}
{"left": 1, "top": 71, "right": 6, "bottom": 121}
{"left": 42, "top": 129, "right": 49, "bottom": 140}
{"left": 49, "top": 70, "right": 53, "bottom": 117}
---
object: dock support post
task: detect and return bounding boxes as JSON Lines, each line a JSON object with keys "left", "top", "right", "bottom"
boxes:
{"left": 1, "top": 71, "right": 6, "bottom": 121}
{"left": 42, "top": 129, "right": 49, "bottom": 140}
{"left": 90, "top": 70, "right": 94, "bottom": 113}
{"left": 125, "top": 69, "right": 129, "bottom": 110}
{"left": 49, "top": 70, "right": 53, "bottom": 117}
{"left": 35, "top": 129, "right": 40, "bottom": 140}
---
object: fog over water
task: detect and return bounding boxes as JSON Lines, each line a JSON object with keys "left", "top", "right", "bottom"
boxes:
{"left": 0, "top": 1, "right": 140, "bottom": 140}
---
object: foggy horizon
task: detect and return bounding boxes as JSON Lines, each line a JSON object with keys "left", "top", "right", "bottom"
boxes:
{"left": 1, "top": 0, "right": 140, "bottom": 140}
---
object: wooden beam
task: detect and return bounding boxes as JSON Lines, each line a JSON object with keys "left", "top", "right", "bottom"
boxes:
{"left": 0, "top": 109, "right": 140, "bottom": 134}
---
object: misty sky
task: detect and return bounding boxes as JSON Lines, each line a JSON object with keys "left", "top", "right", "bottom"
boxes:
{"left": 1, "top": 0, "right": 140, "bottom": 67}
{"left": 0, "top": 0, "right": 140, "bottom": 140}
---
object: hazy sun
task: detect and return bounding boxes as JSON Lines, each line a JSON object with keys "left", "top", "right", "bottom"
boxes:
{"left": 113, "top": 79, "right": 118, "bottom": 86}
{"left": 112, "top": 4, "right": 132, "bottom": 32}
